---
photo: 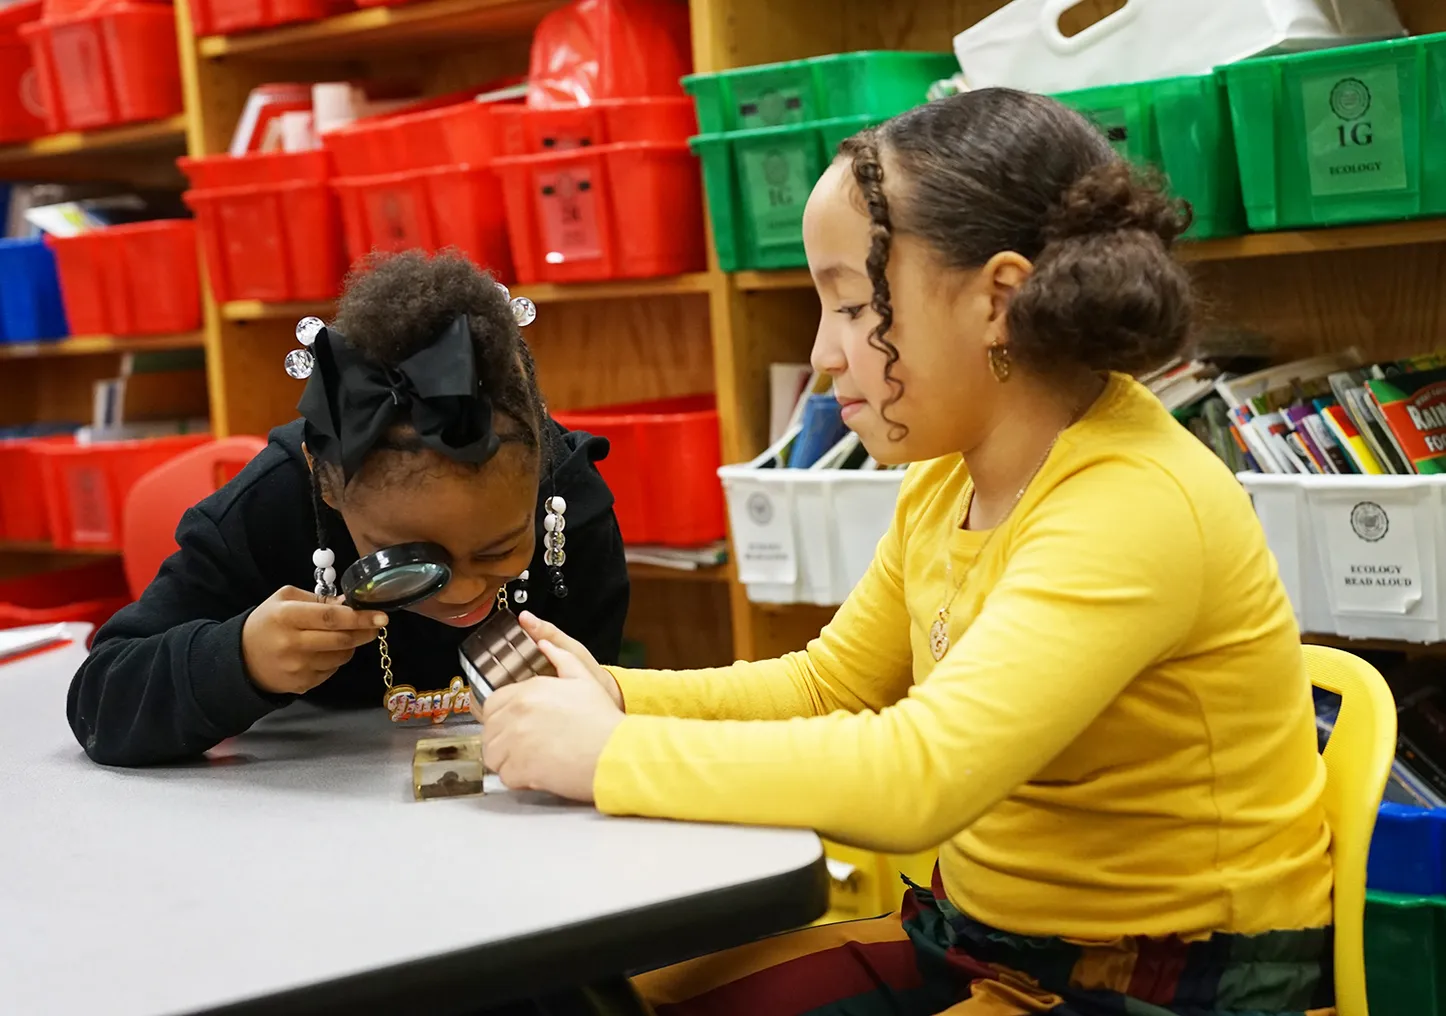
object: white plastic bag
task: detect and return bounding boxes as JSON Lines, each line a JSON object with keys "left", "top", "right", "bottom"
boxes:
{"left": 953, "top": 0, "right": 1405, "bottom": 94}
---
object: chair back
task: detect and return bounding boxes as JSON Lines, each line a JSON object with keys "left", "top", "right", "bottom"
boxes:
{"left": 121, "top": 437, "right": 267, "bottom": 598}
{"left": 1303, "top": 644, "right": 1398, "bottom": 1016}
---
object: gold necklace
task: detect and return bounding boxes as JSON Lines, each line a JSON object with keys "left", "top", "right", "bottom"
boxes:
{"left": 927, "top": 429, "right": 1069, "bottom": 663}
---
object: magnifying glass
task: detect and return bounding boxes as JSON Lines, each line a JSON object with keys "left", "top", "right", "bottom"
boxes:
{"left": 340, "top": 542, "right": 454, "bottom": 612}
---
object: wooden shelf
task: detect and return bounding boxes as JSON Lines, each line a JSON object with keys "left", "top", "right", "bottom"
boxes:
{"left": 0, "top": 541, "right": 118, "bottom": 557}
{"left": 197, "top": 0, "right": 565, "bottom": 60}
{"left": 730, "top": 219, "right": 1446, "bottom": 293}
{"left": 627, "top": 561, "right": 732, "bottom": 584}
{"left": 0, "top": 115, "right": 188, "bottom": 184}
{"left": 1302, "top": 632, "right": 1446, "bottom": 655}
{"left": 0, "top": 333, "right": 205, "bottom": 360}
{"left": 1185, "top": 218, "right": 1446, "bottom": 262}
{"left": 221, "top": 273, "right": 715, "bottom": 322}
{"left": 734, "top": 269, "right": 812, "bottom": 292}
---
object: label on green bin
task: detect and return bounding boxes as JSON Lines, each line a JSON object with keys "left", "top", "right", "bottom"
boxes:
{"left": 737, "top": 88, "right": 809, "bottom": 129}
{"left": 1081, "top": 106, "right": 1131, "bottom": 157}
{"left": 739, "top": 143, "right": 815, "bottom": 248}
{"left": 1302, "top": 66, "right": 1407, "bottom": 197}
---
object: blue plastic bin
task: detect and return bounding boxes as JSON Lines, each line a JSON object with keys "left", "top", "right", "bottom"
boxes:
{"left": 0, "top": 237, "right": 69, "bottom": 342}
{"left": 1369, "top": 803, "right": 1446, "bottom": 895}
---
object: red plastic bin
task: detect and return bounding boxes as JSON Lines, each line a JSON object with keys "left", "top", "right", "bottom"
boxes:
{"left": 323, "top": 99, "right": 512, "bottom": 177}
{"left": 493, "top": 140, "right": 704, "bottom": 284}
{"left": 181, "top": 151, "right": 344, "bottom": 303}
{"left": 48, "top": 221, "right": 201, "bottom": 336}
{"left": 494, "top": 97, "right": 695, "bottom": 155}
{"left": 21, "top": 5, "right": 181, "bottom": 133}
{"left": 36, "top": 434, "right": 211, "bottom": 551}
{"left": 0, "top": 1, "right": 46, "bottom": 145}
{"left": 0, "top": 559, "right": 130, "bottom": 633}
{"left": 0, "top": 434, "right": 73, "bottom": 543}
{"left": 181, "top": 148, "right": 329, "bottom": 189}
{"left": 552, "top": 395, "right": 725, "bottom": 547}
{"left": 43, "top": 0, "right": 170, "bottom": 19}
{"left": 333, "top": 163, "right": 513, "bottom": 277}
{"left": 188, "top": 0, "right": 351, "bottom": 38}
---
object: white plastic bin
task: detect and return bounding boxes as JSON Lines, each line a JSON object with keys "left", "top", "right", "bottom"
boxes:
{"left": 719, "top": 465, "right": 904, "bottom": 605}
{"left": 952, "top": 0, "right": 1403, "bottom": 95}
{"left": 1241, "top": 473, "right": 1446, "bottom": 642}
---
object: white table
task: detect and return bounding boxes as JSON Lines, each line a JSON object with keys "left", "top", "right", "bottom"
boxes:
{"left": 0, "top": 631, "right": 827, "bottom": 1016}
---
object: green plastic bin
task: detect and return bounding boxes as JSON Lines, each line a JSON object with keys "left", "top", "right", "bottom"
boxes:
{"left": 692, "top": 114, "right": 871, "bottom": 271}
{"left": 1365, "top": 891, "right": 1446, "bottom": 1015}
{"left": 1221, "top": 32, "right": 1446, "bottom": 230}
{"left": 1053, "top": 72, "right": 1246, "bottom": 240}
{"left": 682, "top": 51, "right": 956, "bottom": 135}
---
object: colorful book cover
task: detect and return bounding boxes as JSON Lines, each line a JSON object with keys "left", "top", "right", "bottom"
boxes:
{"left": 1229, "top": 406, "right": 1278, "bottom": 473}
{"left": 1303, "top": 412, "right": 1353, "bottom": 474}
{"left": 1365, "top": 367, "right": 1446, "bottom": 474}
{"left": 1283, "top": 405, "right": 1342, "bottom": 473}
{"left": 1320, "top": 403, "right": 1383, "bottom": 474}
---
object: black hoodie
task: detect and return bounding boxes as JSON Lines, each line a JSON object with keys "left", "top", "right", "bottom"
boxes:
{"left": 67, "top": 418, "right": 629, "bottom": 767}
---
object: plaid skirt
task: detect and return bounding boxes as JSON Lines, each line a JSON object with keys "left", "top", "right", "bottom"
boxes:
{"left": 634, "top": 871, "right": 1335, "bottom": 1016}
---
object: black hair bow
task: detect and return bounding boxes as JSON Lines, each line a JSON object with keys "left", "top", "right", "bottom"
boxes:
{"left": 298, "top": 314, "right": 501, "bottom": 483}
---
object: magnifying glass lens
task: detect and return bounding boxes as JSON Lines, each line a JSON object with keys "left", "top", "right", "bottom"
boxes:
{"left": 351, "top": 562, "right": 450, "bottom": 605}
{"left": 340, "top": 542, "right": 453, "bottom": 611}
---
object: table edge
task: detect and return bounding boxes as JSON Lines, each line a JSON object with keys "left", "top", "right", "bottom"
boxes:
{"left": 192, "top": 838, "right": 830, "bottom": 1015}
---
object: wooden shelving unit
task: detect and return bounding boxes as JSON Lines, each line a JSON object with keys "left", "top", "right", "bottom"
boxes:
{"left": 175, "top": 0, "right": 731, "bottom": 667}
{"left": 0, "top": 541, "right": 118, "bottom": 557}
{"left": 686, "top": 0, "right": 1446, "bottom": 661}
{"left": 0, "top": 333, "right": 205, "bottom": 359}
{"left": 0, "top": 114, "right": 189, "bottom": 186}
{"left": 5, "top": 0, "right": 1443, "bottom": 666}
{"left": 733, "top": 217, "right": 1446, "bottom": 292}
{"left": 195, "top": 0, "right": 564, "bottom": 59}
{"left": 218, "top": 273, "right": 716, "bottom": 322}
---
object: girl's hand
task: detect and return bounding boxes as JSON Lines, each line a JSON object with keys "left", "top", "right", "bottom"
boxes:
{"left": 479, "top": 638, "right": 624, "bottom": 801}
{"left": 242, "top": 587, "right": 387, "bottom": 695}
{"left": 516, "top": 612, "right": 623, "bottom": 708}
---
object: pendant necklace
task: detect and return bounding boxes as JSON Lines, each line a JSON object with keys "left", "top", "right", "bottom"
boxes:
{"left": 928, "top": 423, "right": 1076, "bottom": 663}
{"left": 378, "top": 587, "right": 510, "bottom": 724}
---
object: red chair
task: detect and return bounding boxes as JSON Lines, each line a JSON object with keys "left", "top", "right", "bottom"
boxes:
{"left": 121, "top": 437, "right": 267, "bottom": 598}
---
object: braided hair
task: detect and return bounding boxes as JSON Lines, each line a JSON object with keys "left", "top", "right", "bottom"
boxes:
{"left": 838, "top": 131, "right": 907, "bottom": 441}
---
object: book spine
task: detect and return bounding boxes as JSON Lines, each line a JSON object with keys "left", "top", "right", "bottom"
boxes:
{"left": 1322, "top": 405, "right": 1383, "bottom": 475}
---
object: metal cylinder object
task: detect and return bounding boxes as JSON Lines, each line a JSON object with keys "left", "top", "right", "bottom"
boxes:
{"left": 458, "top": 608, "right": 555, "bottom": 699}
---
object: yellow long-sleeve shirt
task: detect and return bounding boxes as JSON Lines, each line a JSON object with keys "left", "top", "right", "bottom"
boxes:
{"left": 595, "top": 373, "right": 1333, "bottom": 940}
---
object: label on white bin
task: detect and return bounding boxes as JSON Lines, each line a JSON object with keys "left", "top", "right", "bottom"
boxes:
{"left": 726, "top": 478, "right": 798, "bottom": 585}
{"left": 1310, "top": 486, "right": 1432, "bottom": 621}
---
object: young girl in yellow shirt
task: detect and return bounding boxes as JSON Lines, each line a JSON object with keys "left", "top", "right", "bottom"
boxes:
{"left": 475, "top": 88, "right": 1335, "bottom": 1016}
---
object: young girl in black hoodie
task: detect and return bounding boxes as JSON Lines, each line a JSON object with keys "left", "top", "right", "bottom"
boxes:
{"left": 68, "top": 250, "right": 629, "bottom": 767}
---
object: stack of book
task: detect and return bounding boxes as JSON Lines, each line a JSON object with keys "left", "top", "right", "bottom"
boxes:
{"left": 1162, "top": 349, "right": 1446, "bottom": 476}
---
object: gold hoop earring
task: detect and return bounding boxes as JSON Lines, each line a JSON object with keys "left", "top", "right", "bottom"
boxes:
{"left": 988, "top": 342, "right": 1012, "bottom": 383}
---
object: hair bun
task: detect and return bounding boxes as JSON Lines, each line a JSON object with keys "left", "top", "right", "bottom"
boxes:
{"left": 1045, "top": 161, "right": 1192, "bottom": 249}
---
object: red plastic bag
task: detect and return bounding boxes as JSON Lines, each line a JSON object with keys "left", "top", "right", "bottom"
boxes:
{"left": 526, "top": 0, "right": 691, "bottom": 107}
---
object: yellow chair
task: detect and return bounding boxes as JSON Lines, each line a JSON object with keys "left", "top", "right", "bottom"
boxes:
{"left": 1302, "top": 645, "right": 1398, "bottom": 1016}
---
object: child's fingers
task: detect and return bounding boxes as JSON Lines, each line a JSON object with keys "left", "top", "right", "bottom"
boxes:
{"left": 518, "top": 612, "right": 591, "bottom": 660}
{"left": 275, "top": 585, "right": 318, "bottom": 602}
{"left": 309, "top": 648, "right": 357, "bottom": 674}
{"left": 281, "top": 599, "right": 388, "bottom": 631}
{"left": 535, "top": 639, "right": 589, "bottom": 681}
{"left": 296, "top": 627, "right": 379, "bottom": 652}
{"left": 479, "top": 682, "right": 522, "bottom": 725}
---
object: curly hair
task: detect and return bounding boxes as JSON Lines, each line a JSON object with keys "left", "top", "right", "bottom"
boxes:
{"left": 836, "top": 89, "right": 1195, "bottom": 432}
{"left": 837, "top": 132, "right": 906, "bottom": 441}
{"left": 313, "top": 250, "right": 551, "bottom": 511}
